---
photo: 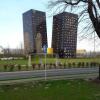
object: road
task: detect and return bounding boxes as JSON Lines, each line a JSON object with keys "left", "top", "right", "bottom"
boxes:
{"left": 0, "top": 67, "right": 99, "bottom": 81}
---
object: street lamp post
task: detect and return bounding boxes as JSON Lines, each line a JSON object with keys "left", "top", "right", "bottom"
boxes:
{"left": 28, "top": 53, "right": 32, "bottom": 67}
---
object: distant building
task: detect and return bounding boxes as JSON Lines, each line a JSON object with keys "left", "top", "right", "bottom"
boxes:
{"left": 77, "top": 49, "right": 86, "bottom": 54}
{"left": 4, "top": 48, "right": 24, "bottom": 55}
{"left": 52, "top": 12, "right": 78, "bottom": 58}
{"left": 23, "top": 9, "right": 48, "bottom": 54}
{"left": 77, "top": 49, "right": 87, "bottom": 57}
{"left": 0, "top": 46, "right": 4, "bottom": 54}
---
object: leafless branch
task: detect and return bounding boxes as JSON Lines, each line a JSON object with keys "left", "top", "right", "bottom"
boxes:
{"left": 48, "top": 0, "right": 100, "bottom": 39}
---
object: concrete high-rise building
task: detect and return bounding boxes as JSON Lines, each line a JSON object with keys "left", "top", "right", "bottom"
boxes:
{"left": 23, "top": 9, "right": 48, "bottom": 54}
{"left": 52, "top": 12, "right": 78, "bottom": 58}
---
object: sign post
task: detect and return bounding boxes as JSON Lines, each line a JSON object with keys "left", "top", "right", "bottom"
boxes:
{"left": 43, "top": 45, "right": 47, "bottom": 80}
{"left": 45, "top": 53, "right": 46, "bottom": 80}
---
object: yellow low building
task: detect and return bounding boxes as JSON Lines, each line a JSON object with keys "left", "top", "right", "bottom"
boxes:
{"left": 77, "top": 49, "right": 87, "bottom": 57}
{"left": 47, "top": 48, "right": 53, "bottom": 54}
{"left": 77, "top": 49, "right": 86, "bottom": 54}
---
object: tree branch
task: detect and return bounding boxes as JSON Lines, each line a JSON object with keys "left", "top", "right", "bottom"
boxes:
{"left": 64, "top": 0, "right": 87, "bottom": 5}
{"left": 88, "top": 0, "right": 96, "bottom": 25}
{"left": 93, "top": 2, "right": 98, "bottom": 20}
{"left": 96, "top": 0, "right": 100, "bottom": 8}
{"left": 48, "top": 0, "right": 100, "bottom": 38}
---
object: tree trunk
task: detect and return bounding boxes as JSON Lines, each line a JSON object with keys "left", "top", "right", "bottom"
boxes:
{"left": 99, "top": 64, "right": 100, "bottom": 80}
{"left": 88, "top": 0, "right": 100, "bottom": 38}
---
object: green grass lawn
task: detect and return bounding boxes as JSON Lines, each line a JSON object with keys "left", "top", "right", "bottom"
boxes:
{"left": 0, "top": 57, "right": 100, "bottom": 65}
{"left": 0, "top": 79, "right": 100, "bottom": 100}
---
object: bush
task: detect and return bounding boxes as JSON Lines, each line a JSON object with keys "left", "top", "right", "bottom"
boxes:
{"left": 63, "top": 63, "right": 66, "bottom": 68}
{"left": 49, "top": 63, "right": 53, "bottom": 69}
{"left": 90, "top": 62, "right": 97, "bottom": 67}
{"left": 58, "top": 63, "right": 62, "bottom": 67}
{"left": 53, "top": 63, "right": 56, "bottom": 69}
{"left": 72, "top": 62, "right": 76, "bottom": 68}
{"left": 38, "top": 64, "right": 41, "bottom": 70}
{"left": 32, "top": 64, "right": 36, "bottom": 70}
{"left": 77, "top": 62, "right": 81, "bottom": 68}
{"left": 4, "top": 64, "right": 8, "bottom": 71}
{"left": 9, "top": 64, "right": 14, "bottom": 71}
{"left": 85, "top": 62, "right": 90, "bottom": 67}
{"left": 18, "top": 64, "right": 21, "bottom": 71}
{"left": 68, "top": 63, "right": 71, "bottom": 68}
{"left": 81, "top": 62, "right": 85, "bottom": 68}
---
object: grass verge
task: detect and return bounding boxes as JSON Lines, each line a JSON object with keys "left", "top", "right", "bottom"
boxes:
{"left": 0, "top": 79, "right": 100, "bottom": 100}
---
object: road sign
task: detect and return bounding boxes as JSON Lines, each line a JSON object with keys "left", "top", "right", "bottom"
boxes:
{"left": 43, "top": 45, "right": 47, "bottom": 54}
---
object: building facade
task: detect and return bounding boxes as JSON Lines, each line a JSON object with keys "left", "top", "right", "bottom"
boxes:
{"left": 52, "top": 12, "right": 78, "bottom": 58}
{"left": 23, "top": 9, "right": 48, "bottom": 54}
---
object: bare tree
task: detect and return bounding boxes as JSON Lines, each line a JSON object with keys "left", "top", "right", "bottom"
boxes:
{"left": 48, "top": 0, "right": 100, "bottom": 80}
{"left": 48, "top": 0, "right": 100, "bottom": 38}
